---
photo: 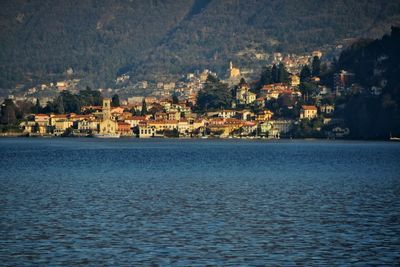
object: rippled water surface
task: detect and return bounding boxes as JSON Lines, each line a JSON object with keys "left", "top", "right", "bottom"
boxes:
{"left": 1, "top": 138, "right": 400, "bottom": 266}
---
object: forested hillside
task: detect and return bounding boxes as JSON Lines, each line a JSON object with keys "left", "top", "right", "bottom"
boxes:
{"left": 338, "top": 27, "right": 400, "bottom": 139}
{"left": 0, "top": 0, "right": 196, "bottom": 88}
{"left": 1, "top": 0, "right": 400, "bottom": 89}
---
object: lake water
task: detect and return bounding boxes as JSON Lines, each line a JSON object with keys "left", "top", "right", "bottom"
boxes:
{"left": 0, "top": 138, "right": 400, "bottom": 266}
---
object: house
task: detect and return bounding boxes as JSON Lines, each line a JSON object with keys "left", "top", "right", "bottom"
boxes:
{"left": 34, "top": 114, "right": 50, "bottom": 134}
{"left": 332, "top": 127, "right": 350, "bottom": 138}
{"left": 290, "top": 75, "right": 300, "bottom": 86}
{"left": 155, "top": 112, "right": 168, "bottom": 120}
{"left": 208, "top": 124, "right": 229, "bottom": 137}
{"left": 119, "top": 111, "right": 134, "bottom": 120}
{"left": 257, "top": 122, "right": 273, "bottom": 137}
{"left": 244, "top": 91, "right": 257, "bottom": 105}
{"left": 311, "top": 76, "right": 320, "bottom": 82}
{"left": 124, "top": 116, "right": 146, "bottom": 128}
{"left": 300, "top": 105, "right": 318, "bottom": 119}
{"left": 117, "top": 122, "right": 132, "bottom": 136}
{"left": 223, "top": 118, "right": 244, "bottom": 134}
{"left": 138, "top": 122, "right": 156, "bottom": 138}
{"left": 111, "top": 107, "right": 125, "bottom": 115}
{"left": 260, "top": 89, "right": 280, "bottom": 99}
{"left": 208, "top": 117, "right": 225, "bottom": 126}
{"left": 269, "top": 120, "right": 294, "bottom": 134}
{"left": 218, "top": 109, "right": 236, "bottom": 119}
{"left": 81, "top": 105, "right": 102, "bottom": 113}
{"left": 177, "top": 119, "right": 190, "bottom": 136}
{"left": 191, "top": 118, "right": 207, "bottom": 132}
{"left": 71, "top": 114, "right": 94, "bottom": 121}
{"left": 77, "top": 119, "right": 100, "bottom": 133}
{"left": 49, "top": 114, "right": 68, "bottom": 126}
{"left": 254, "top": 97, "right": 265, "bottom": 108}
{"left": 371, "top": 86, "right": 382, "bottom": 95}
{"left": 19, "top": 121, "right": 37, "bottom": 134}
{"left": 256, "top": 110, "right": 274, "bottom": 121}
{"left": 241, "top": 121, "right": 257, "bottom": 136}
{"left": 34, "top": 114, "right": 50, "bottom": 125}
{"left": 320, "top": 104, "right": 335, "bottom": 114}
{"left": 237, "top": 110, "right": 255, "bottom": 121}
{"left": 235, "top": 81, "right": 256, "bottom": 105}
{"left": 53, "top": 118, "right": 73, "bottom": 136}
{"left": 147, "top": 120, "right": 178, "bottom": 132}
{"left": 167, "top": 111, "right": 181, "bottom": 121}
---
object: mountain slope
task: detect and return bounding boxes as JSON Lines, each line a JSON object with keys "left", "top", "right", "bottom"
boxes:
{"left": 0, "top": 0, "right": 196, "bottom": 88}
{"left": 134, "top": 0, "right": 400, "bottom": 80}
{"left": 1, "top": 0, "right": 400, "bottom": 89}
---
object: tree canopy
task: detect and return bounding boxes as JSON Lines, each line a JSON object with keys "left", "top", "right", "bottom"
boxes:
{"left": 196, "top": 75, "right": 233, "bottom": 111}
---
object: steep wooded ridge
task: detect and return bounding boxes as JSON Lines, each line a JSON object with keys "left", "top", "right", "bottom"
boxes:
{"left": 338, "top": 27, "right": 400, "bottom": 139}
{"left": 1, "top": 0, "right": 399, "bottom": 88}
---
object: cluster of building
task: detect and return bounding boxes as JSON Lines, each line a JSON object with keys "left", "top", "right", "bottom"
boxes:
{"left": 20, "top": 88, "right": 339, "bottom": 138}
{"left": 271, "top": 51, "right": 322, "bottom": 74}
{"left": 19, "top": 97, "right": 280, "bottom": 138}
{"left": 7, "top": 54, "right": 360, "bottom": 139}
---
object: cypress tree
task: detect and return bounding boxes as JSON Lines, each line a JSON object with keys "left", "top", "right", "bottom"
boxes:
{"left": 311, "top": 56, "right": 321, "bottom": 76}
{"left": 141, "top": 98, "right": 147, "bottom": 115}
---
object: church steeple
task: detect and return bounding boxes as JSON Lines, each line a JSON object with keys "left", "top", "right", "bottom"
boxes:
{"left": 102, "top": 98, "right": 111, "bottom": 120}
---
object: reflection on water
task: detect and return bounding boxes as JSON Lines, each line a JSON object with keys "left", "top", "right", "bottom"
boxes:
{"left": 1, "top": 139, "right": 400, "bottom": 265}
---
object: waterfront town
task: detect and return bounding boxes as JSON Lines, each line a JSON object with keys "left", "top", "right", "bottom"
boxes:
{"left": 1, "top": 49, "right": 359, "bottom": 139}
{"left": 2, "top": 23, "right": 400, "bottom": 141}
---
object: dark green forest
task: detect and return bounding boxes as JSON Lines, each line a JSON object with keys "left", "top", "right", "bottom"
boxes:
{"left": 1, "top": 0, "right": 400, "bottom": 89}
{"left": 337, "top": 27, "right": 400, "bottom": 139}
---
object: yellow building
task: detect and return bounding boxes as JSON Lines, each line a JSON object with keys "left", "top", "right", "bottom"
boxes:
{"left": 290, "top": 75, "right": 300, "bottom": 86}
{"left": 147, "top": 120, "right": 178, "bottom": 132}
{"left": 138, "top": 123, "right": 156, "bottom": 138}
{"left": 236, "top": 82, "right": 256, "bottom": 105}
{"left": 256, "top": 110, "right": 274, "bottom": 121}
{"left": 300, "top": 105, "right": 318, "bottom": 119}
{"left": 229, "top": 61, "right": 241, "bottom": 78}
{"left": 99, "top": 98, "right": 118, "bottom": 135}
{"left": 54, "top": 120, "right": 73, "bottom": 136}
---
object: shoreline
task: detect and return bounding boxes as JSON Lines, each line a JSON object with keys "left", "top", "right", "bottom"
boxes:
{"left": 0, "top": 133, "right": 398, "bottom": 142}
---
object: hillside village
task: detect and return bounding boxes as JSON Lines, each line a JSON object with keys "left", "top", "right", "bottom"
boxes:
{"left": 2, "top": 25, "right": 400, "bottom": 140}
{"left": 1, "top": 51, "right": 353, "bottom": 139}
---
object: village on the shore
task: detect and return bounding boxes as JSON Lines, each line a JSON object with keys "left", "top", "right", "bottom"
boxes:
{"left": 0, "top": 50, "right": 380, "bottom": 139}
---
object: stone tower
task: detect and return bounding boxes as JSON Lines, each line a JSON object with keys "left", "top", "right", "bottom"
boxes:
{"left": 102, "top": 98, "right": 111, "bottom": 120}
{"left": 99, "top": 98, "right": 117, "bottom": 135}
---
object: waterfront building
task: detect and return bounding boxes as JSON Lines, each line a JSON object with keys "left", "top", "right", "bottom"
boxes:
{"left": 138, "top": 122, "right": 156, "bottom": 138}
{"left": 256, "top": 110, "right": 274, "bottom": 121}
{"left": 99, "top": 98, "right": 118, "bottom": 135}
{"left": 117, "top": 122, "right": 132, "bottom": 136}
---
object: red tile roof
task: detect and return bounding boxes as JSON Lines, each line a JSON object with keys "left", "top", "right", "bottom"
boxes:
{"left": 302, "top": 105, "right": 317, "bottom": 110}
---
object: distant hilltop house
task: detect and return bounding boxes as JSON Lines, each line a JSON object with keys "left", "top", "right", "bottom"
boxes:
{"left": 300, "top": 105, "right": 318, "bottom": 119}
{"left": 290, "top": 75, "right": 300, "bottom": 86}
{"left": 199, "top": 69, "right": 217, "bottom": 83}
{"left": 312, "top": 50, "right": 323, "bottom": 58}
{"left": 319, "top": 104, "right": 335, "bottom": 115}
{"left": 235, "top": 80, "right": 256, "bottom": 105}
{"left": 116, "top": 74, "right": 130, "bottom": 84}
{"left": 260, "top": 83, "right": 301, "bottom": 100}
